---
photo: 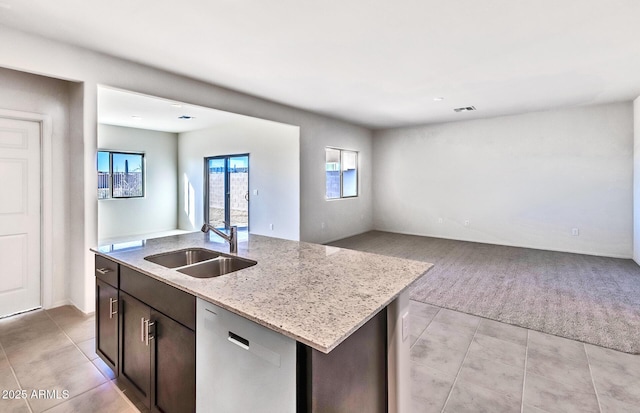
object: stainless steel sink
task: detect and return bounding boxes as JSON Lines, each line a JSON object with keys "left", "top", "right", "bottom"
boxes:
{"left": 144, "top": 248, "right": 222, "bottom": 268}
{"left": 144, "top": 248, "right": 257, "bottom": 278}
{"left": 177, "top": 256, "right": 257, "bottom": 278}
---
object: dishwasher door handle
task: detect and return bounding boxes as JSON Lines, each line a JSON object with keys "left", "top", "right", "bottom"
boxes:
{"left": 228, "top": 331, "right": 250, "bottom": 350}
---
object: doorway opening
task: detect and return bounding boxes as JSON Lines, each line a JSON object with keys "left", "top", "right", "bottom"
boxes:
{"left": 204, "top": 154, "right": 249, "bottom": 232}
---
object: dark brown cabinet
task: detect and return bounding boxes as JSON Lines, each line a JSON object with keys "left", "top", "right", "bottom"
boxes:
{"left": 153, "top": 311, "right": 196, "bottom": 413}
{"left": 120, "top": 292, "right": 152, "bottom": 406}
{"left": 120, "top": 291, "right": 196, "bottom": 413}
{"left": 95, "top": 256, "right": 196, "bottom": 413}
{"left": 95, "top": 255, "right": 119, "bottom": 375}
{"left": 96, "top": 279, "right": 119, "bottom": 373}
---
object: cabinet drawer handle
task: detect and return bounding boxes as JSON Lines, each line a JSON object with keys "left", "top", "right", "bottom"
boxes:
{"left": 109, "top": 298, "right": 118, "bottom": 319}
{"left": 146, "top": 321, "right": 155, "bottom": 346}
{"left": 96, "top": 268, "right": 112, "bottom": 275}
{"left": 141, "top": 318, "right": 155, "bottom": 346}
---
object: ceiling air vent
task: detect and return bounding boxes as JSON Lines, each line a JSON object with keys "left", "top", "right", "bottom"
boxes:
{"left": 453, "top": 106, "right": 476, "bottom": 113}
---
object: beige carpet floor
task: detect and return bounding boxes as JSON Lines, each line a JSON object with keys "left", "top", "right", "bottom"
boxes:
{"left": 329, "top": 231, "right": 640, "bottom": 354}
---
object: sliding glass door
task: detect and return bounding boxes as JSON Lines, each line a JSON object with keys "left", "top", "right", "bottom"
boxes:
{"left": 205, "top": 155, "right": 249, "bottom": 230}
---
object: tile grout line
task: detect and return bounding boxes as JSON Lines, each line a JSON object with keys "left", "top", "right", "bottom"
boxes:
{"left": 521, "top": 329, "right": 529, "bottom": 413}
{"left": 41, "top": 309, "right": 121, "bottom": 410}
{"left": 43, "top": 309, "right": 95, "bottom": 364}
{"left": 584, "top": 344, "right": 604, "bottom": 413}
{"left": 411, "top": 307, "right": 441, "bottom": 350}
{"left": 439, "top": 319, "right": 481, "bottom": 413}
{"left": 44, "top": 309, "right": 142, "bottom": 412}
{"left": 42, "top": 309, "right": 103, "bottom": 409}
{"left": 0, "top": 338, "right": 34, "bottom": 413}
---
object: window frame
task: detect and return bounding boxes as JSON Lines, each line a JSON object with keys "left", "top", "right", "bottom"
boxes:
{"left": 97, "top": 150, "right": 146, "bottom": 200}
{"left": 203, "top": 153, "right": 250, "bottom": 229}
{"left": 325, "top": 147, "right": 359, "bottom": 200}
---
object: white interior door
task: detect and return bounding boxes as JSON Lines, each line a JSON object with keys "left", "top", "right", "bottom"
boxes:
{"left": 0, "top": 117, "right": 41, "bottom": 317}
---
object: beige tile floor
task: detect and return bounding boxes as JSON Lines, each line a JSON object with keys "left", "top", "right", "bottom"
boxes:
{"left": 0, "top": 306, "right": 139, "bottom": 413}
{"left": 409, "top": 301, "right": 640, "bottom": 413}
{"left": 1, "top": 304, "right": 638, "bottom": 412}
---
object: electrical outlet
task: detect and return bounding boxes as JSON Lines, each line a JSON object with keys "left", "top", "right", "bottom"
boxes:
{"left": 464, "top": 220, "right": 470, "bottom": 227}
{"left": 572, "top": 228, "right": 579, "bottom": 236}
{"left": 270, "top": 224, "right": 274, "bottom": 230}
{"left": 253, "top": 189, "right": 258, "bottom": 196}
{"left": 438, "top": 217, "right": 443, "bottom": 224}
{"left": 402, "top": 312, "right": 409, "bottom": 341}
{"left": 321, "top": 222, "right": 325, "bottom": 229}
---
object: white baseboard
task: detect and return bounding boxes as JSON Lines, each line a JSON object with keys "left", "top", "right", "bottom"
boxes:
{"left": 67, "top": 298, "right": 95, "bottom": 316}
{"left": 47, "top": 299, "right": 71, "bottom": 309}
{"left": 373, "top": 228, "right": 633, "bottom": 259}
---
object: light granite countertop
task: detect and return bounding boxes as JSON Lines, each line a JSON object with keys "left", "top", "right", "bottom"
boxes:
{"left": 91, "top": 232, "right": 432, "bottom": 353}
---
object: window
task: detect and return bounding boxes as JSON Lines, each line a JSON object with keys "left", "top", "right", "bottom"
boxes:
{"left": 204, "top": 154, "right": 250, "bottom": 229}
{"left": 97, "top": 151, "right": 145, "bottom": 199}
{"left": 326, "top": 148, "right": 358, "bottom": 199}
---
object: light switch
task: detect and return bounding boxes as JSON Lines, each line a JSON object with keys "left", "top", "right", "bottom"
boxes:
{"left": 402, "top": 311, "right": 409, "bottom": 341}
{"left": 253, "top": 189, "right": 258, "bottom": 196}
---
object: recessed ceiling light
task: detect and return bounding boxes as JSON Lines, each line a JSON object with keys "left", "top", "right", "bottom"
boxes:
{"left": 131, "top": 115, "right": 143, "bottom": 120}
{"left": 171, "top": 103, "right": 182, "bottom": 108}
{"left": 433, "top": 97, "right": 445, "bottom": 101}
{"left": 178, "top": 115, "right": 195, "bottom": 120}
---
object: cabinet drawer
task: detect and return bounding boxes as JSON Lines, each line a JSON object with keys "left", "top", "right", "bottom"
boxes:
{"left": 120, "top": 265, "right": 195, "bottom": 330}
{"left": 95, "top": 255, "right": 119, "bottom": 288}
{"left": 95, "top": 279, "right": 118, "bottom": 374}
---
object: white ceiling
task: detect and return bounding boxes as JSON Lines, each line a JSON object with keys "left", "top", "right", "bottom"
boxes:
{"left": 97, "top": 86, "right": 254, "bottom": 133}
{"left": 2, "top": 0, "right": 640, "bottom": 129}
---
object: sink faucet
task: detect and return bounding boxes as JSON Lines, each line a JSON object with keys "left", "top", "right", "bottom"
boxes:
{"left": 201, "top": 222, "right": 238, "bottom": 253}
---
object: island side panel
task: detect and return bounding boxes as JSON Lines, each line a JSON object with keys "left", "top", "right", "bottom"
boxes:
{"left": 387, "top": 289, "right": 411, "bottom": 413}
{"left": 303, "top": 308, "right": 387, "bottom": 413}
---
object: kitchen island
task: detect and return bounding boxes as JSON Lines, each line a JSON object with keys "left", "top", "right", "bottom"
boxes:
{"left": 92, "top": 232, "right": 432, "bottom": 412}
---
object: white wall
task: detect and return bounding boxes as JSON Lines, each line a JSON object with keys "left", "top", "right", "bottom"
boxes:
{"left": 314, "top": 131, "right": 374, "bottom": 243}
{"left": 178, "top": 119, "right": 300, "bottom": 240}
{"left": 67, "top": 81, "right": 85, "bottom": 311}
{"left": 0, "top": 67, "right": 72, "bottom": 308}
{"left": 0, "top": 26, "right": 373, "bottom": 312}
{"left": 97, "top": 124, "right": 178, "bottom": 240}
{"left": 634, "top": 97, "right": 640, "bottom": 263}
{"left": 374, "top": 102, "right": 634, "bottom": 258}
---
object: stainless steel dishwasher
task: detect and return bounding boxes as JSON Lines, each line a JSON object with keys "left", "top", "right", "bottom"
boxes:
{"left": 196, "top": 298, "right": 297, "bottom": 413}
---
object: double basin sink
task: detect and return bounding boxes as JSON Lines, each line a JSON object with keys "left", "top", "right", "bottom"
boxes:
{"left": 144, "top": 248, "right": 256, "bottom": 278}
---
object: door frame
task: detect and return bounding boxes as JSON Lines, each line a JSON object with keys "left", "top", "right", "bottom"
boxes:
{"left": 203, "top": 154, "right": 250, "bottom": 230}
{"left": 0, "top": 109, "right": 53, "bottom": 310}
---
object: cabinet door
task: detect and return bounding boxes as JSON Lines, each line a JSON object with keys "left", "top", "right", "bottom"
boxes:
{"left": 152, "top": 310, "right": 196, "bottom": 413}
{"left": 120, "top": 292, "right": 152, "bottom": 407}
{"left": 96, "top": 279, "right": 119, "bottom": 374}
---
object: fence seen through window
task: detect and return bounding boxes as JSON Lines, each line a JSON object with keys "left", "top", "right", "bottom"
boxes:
{"left": 98, "top": 151, "right": 145, "bottom": 199}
